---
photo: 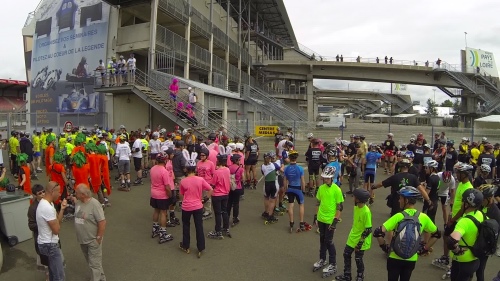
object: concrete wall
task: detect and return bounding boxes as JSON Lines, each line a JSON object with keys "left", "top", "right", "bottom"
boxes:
{"left": 115, "top": 23, "right": 150, "bottom": 53}
{"left": 112, "top": 94, "right": 149, "bottom": 129}
{"left": 151, "top": 107, "right": 176, "bottom": 130}
{"left": 283, "top": 48, "right": 310, "bottom": 61}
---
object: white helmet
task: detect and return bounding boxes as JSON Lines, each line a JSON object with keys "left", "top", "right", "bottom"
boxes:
{"left": 152, "top": 132, "right": 159, "bottom": 138}
{"left": 482, "top": 137, "right": 488, "bottom": 142}
{"left": 480, "top": 164, "right": 491, "bottom": 173}
{"left": 341, "top": 140, "right": 350, "bottom": 146}
{"left": 120, "top": 125, "right": 125, "bottom": 129}
{"left": 227, "top": 143, "right": 236, "bottom": 150}
{"left": 321, "top": 166, "right": 337, "bottom": 178}
{"left": 188, "top": 87, "right": 192, "bottom": 91}
{"left": 425, "top": 160, "right": 439, "bottom": 168}
{"left": 388, "top": 133, "right": 394, "bottom": 137}
{"left": 307, "top": 133, "right": 314, "bottom": 139}
{"left": 462, "top": 137, "right": 468, "bottom": 141}
{"left": 235, "top": 143, "right": 244, "bottom": 150}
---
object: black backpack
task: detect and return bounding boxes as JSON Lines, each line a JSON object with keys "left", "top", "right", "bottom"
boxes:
{"left": 391, "top": 211, "right": 422, "bottom": 259}
{"left": 462, "top": 211, "right": 500, "bottom": 258}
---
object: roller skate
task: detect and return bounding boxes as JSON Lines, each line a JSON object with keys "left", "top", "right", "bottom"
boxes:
{"left": 158, "top": 229, "right": 174, "bottom": 244}
{"left": 244, "top": 180, "right": 251, "bottom": 189}
{"left": 264, "top": 216, "right": 278, "bottom": 225}
{"left": 252, "top": 179, "right": 257, "bottom": 189}
{"left": 179, "top": 242, "right": 190, "bottom": 254}
{"left": 151, "top": 223, "right": 160, "bottom": 238}
{"left": 273, "top": 207, "right": 284, "bottom": 216}
{"left": 166, "top": 220, "right": 177, "bottom": 227}
{"left": 312, "top": 259, "right": 328, "bottom": 272}
{"left": 432, "top": 255, "right": 450, "bottom": 270}
{"left": 118, "top": 183, "right": 129, "bottom": 192}
{"left": 441, "top": 268, "right": 450, "bottom": 280}
{"left": 104, "top": 198, "right": 111, "bottom": 207}
{"left": 322, "top": 263, "right": 337, "bottom": 278}
{"left": 335, "top": 273, "right": 352, "bottom": 281}
{"left": 297, "top": 222, "right": 312, "bottom": 233}
{"left": 169, "top": 214, "right": 180, "bottom": 225}
{"left": 126, "top": 181, "right": 131, "bottom": 189}
{"left": 207, "top": 230, "right": 224, "bottom": 240}
{"left": 133, "top": 178, "right": 143, "bottom": 185}
{"left": 224, "top": 228, "right": 232, "bottom": 238}
{"left": 289, "top": 221, "right": 294, "bottom": 233}
{"left": 261, "top": 212, "right": 269, "bottom": 220}
{"left": 202, "top": 211, "right": 213, "bottom": 220}
{"left": 31, "top": 174, "right": 38, "bottom": 180}
{"left": 231, "top": 217, "right": 240, "bottom": 227}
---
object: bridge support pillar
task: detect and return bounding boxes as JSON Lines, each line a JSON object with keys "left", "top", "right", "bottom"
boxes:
{"left": 306, "top": 75, "right": 314, "bottom": 123}
{"left": 460, "top": 91, "right": 481, "bottom": 128}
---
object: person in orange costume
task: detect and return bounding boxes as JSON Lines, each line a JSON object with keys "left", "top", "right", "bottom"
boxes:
{"left": 45, "top": 135, "right": 56, "bottom": 176}
{"left": 98, "top": 143, "right": 111, "bottom": 207}
{"left": 71, "top": 133, "right": 87, "bottom": 156}
{"left": 72, "top": 151, "right": 90, "bottom": 188}
{"left": 50, "top": 151, "right": 69, "bottom": 205}
{"left": 86, "top": 142, "right": 103, "bottom": 196}
{"left": 17, "top": 153, "right": 32, "bottom": 194}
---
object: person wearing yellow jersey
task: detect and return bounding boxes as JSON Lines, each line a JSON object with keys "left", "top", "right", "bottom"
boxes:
{"left": 478, "top": 137, "right": 488, "bottom": 153}
{"left": 32, "top": 130, "right": 42, "bottom": 172}
{"left": 447, "top": 188, "right": 484, "bottom": 281}
{"left": 469, "top": 142, "right": 480, "bottom": 176}
{"left": 374, "top": 186, "right": 440, "bottom": 281}
{"left": 458, "top": 137, "right": 469, "bottom": 163}
{"left": 494, "top": 143, "right": 500, "bottom": 159}
{"left": 40, "top": 128, "right": 48, "bottom": 153}
{"left": 8, "top": 131, "right": 20, "bottom": 178}
{"left": 58, "top": 132, "right": 67, "bottom": 152}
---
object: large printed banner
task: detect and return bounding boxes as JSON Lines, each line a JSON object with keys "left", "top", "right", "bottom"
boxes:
{"left": 30, "top": 0, "right": 110, "bottom": 127}
{"left": 465, "top": 47, "right": 499, "bottom": 77}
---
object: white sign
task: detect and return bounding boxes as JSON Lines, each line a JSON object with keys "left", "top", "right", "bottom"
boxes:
{"left": 465, "top": 47, "right": 498, "bottom": 77}
{"left": 392, "top": 83, "right": 408, "bottom": 94}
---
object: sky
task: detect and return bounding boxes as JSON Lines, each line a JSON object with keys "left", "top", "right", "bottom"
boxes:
{"left": 2, "top": 0, "right": 500, "bottom": 105}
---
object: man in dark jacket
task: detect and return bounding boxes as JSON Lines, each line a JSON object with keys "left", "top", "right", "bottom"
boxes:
{"left": 19, "top": 132, "right": 36, "bottom": 180}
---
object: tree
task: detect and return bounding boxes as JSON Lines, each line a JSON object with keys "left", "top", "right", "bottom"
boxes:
{"left": 440, "top": 99, "right": 453, "bottom": 107}
{"left": 425, "top": 98, "right": 438, "bottom": 116}
{"left": 452, "top": 99, "right": 461, "bottom": 115}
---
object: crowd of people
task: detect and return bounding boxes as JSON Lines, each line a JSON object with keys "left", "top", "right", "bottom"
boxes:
{"left": 1, "top": 123, "right": 500, "bottom": 281}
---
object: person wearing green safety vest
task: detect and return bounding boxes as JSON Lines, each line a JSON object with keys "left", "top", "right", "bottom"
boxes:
{"left": 65, "top": 136, "right": 75, "bottom": 175}
{"left": 140, "top": 132, "right": 149, "bottom": 170}
{"left": 107, "top": 56, "right": 116, "bottom": 86}
{"left": 58, "top": 132, "right": 67, "bottom": 152}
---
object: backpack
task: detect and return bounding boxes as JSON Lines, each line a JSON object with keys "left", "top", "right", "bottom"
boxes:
{"left": 391, "top": 211, "right": 422, "bottom": 259}
{"left": 461, "top": 211, "right": 500, "bottom": 258}
{"left": 230, "top": 166, "right": 240, "bottom": 191}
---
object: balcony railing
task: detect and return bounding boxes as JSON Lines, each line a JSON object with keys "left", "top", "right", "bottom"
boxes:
{"left": 158, "top": 0, "right": 189, "bottom": 24}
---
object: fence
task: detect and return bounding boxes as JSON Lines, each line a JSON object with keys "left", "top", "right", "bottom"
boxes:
{"left": 0, "top": 112, "right": 109, "bottom": 138}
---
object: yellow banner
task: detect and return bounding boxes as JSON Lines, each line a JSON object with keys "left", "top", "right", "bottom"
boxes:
{"left": 255, "top": 126, "right": 279, "bottom": 136}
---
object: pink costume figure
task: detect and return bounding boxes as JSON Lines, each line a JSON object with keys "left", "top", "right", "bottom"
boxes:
{"left": 185, "top": 104, "right": 198, "bottom": 126}
{"left": 176, "top": 102, "right": 186, "bottom": 119}
{"left": 169, "top": 78, "right": 179, "bottom": 102}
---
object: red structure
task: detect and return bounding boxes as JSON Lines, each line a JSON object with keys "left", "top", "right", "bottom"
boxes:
{"left": 0, "top": 79, "right": 28, "bottom": 112}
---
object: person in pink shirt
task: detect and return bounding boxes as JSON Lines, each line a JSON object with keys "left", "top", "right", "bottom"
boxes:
{"left": 227, "top": 154, "right": 244, "bottom": 226}
{"left": 169, "top": 78, "right": 179, "bottom": 103}
{"left": 179, "top": 150, "right": 212, "bottom": 257}
{"left": 185, "top": 104, "right": 198, "bottom": 126}
{"left": 150, "top": 153, "right": 174, "bottom": 244}
{"left": 163, "top": 147, "right": 178, "bottom": 226}
{"left": 207, "top": 153, "right": 231, "bottom": 239}
{"left": 227, "top": 144, "right": 244, "bottom": 167}
{"left": 196, "top": 146, "right": 215, "bottom": 220}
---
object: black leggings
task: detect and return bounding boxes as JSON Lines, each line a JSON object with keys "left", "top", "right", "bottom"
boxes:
{"left": 181, "top": 208, "right": 205, "bottom": 251}
{"left": 343, "top": 245, "right": 365, "bottom": 277}
{"left": 227, "top": 189, "right": 242, "bottom": 219}
{"left": 318, "top": 221, "right": 336, "bottom": 264}
{"left": 450, "top": 260, "right": 479, "bottom": 281}
{"left": 386, "top": 257, "right": 416, "bottom": 281}
{"left": 475, "top": 255, "right": 488, "bottom": 281}
{"left": 211, "top": 195, "right": 229, "bottom": 232}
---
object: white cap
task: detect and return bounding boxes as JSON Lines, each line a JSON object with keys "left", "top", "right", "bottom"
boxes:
{"left": 188, "top": 87, "right": 192, "bottom": 91}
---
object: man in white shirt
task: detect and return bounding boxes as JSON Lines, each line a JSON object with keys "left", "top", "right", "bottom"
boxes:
{"left": 188, "top": 87, "right": 197, "bottom": 110}
{"left": 116, "top": 134, "right": 132, "bottom": 191}
{"left": 148, "top": 132, "right": 161, "bottom": 167}
{"left": 127, "top": 54, "right": 136, "bottom": 84}
{"left": 132, "top": 132, "right": 144, "bottom": 185}
{"left": 36, "top": 181, "right": 68, "bottom": 281}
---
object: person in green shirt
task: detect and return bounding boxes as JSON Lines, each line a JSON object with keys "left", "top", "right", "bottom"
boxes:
{"left": 261, "top": 152, "right": 280, "bottom": 223}
{"left": 373, "top": 186, "right": 441, "bottom": 281}
{"left": 32, "top": 130, "right": 42, "bottom": 172}
{"left": 58, "top": 132, "right": 67, "bottom": 152}
{"left": 8, "top": 131, "right": 20, "bottom": 178}
{"left": 334, "top": 188, "right": 372, "bottom": 281}
{"left": 435, "top": 162, "right": 474, "bottom": 270}
{"left": 447, "top": 188, "right": 484, "bottom": 281}
{"left": 40, "top": 128, "right": 48, "bottom": 163}
{"left": 312, "top": 165, "right": 344, "bottom": 279}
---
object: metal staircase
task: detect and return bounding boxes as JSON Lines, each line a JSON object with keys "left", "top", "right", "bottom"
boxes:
{"left": 364, "top": 92, "right": 413, "bottom": 115}
{"left": 241, "top": 84, "right": 307, "bottom": 124}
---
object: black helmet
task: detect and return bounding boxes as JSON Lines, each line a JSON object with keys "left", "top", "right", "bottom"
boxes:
{"left": 353, "top": 188, "right": 370, "bottom": 203}
{"left": 230, "top": 154, "right": 242, "bottom": 163}
{"left": 200, "top": 147, "right": 209, "bottom": 156}
{"left": 6, "top": 184, "right": 16, "bottom": 192}
{"left": 477, "top": 184, "right": 498, "bottom": 198}
{"left": 208, "top": 133, "right": 217, "bottom": 141}
{"left": 462, "top": 188, "right": 483, "bottom": 208}
{"left": 216, "top": 153, "right": 228, "bottom": 162}
{"left": 11, "top": 131, "right": 17, "bottom": 136}
{"left": 175, "top": 140, "right": 185, "bottom": 147}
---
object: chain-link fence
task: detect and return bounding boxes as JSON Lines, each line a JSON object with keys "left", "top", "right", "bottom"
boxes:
{"left": 0, "top": 112, "right": 109, "bottom": 138}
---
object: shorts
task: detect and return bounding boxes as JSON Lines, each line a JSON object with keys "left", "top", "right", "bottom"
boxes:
{"left": 263, "top": 181, "right": 278, "bottom": 199}
{"left": 150, "top": 153, "right": 158, "bottom": 160}
{"left": 287, "top": 187, "right": 304, "bottom": 204}
{"left": 364, "top": 169, "right": 376, "bottom": 183}
{"left": 170, "top": 92, "right": 177, "bottom": 101}
{"left": 174, "top": 176, "right": 185, "bottom": 189}
{"left": 33, "top": 152, "right": 41, "bottom": 157}
{"left": 244, "top": 158, "right": 258, "bottom": 166}
{"left": 133, "top": 157, "right": 142, "bottom": 171}
{"left": 308, "top": 166, "right": 320, "bottom": 176}
{"left": 278, "top": 175, "right": 284, "bottom": 188}
{"left": 150, "top": 197, "right": 174, "bottom": 210}
{"left": 118, "top": 160, "right": 130, "bottom": 174}
{"left": 439, "top": 195, "right": 449, "bottom": 205}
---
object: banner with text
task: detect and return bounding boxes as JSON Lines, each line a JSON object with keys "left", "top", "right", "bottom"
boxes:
{"left": 30, "top": 0, "right": 110, "bottom": 128}
{"left": 465, "top": 47, "right": 499, "bottom": 77}
{"left": 255, "top": 126, "right": 279, "bottom": 136}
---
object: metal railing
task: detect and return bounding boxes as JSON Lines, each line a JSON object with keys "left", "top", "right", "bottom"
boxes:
{"left": 212, "top": 26, "right": 228, "bottom": 50}
{"left": 191, "top": 8, "right": 211, "bottom": 39}
{"left": 158, "top": 0, "right": 189, "bottom": 24}
{"left": 212, "top": 54, "right": 227, "bottom": 76}
{"left": 156, "top": 25, "right": 188, "bottom": 61}
{"left": 228, "top": 63, "right": 240, "bottom": 83}
{"left": 190, "top": 42, "right": 210, "bottom": 71}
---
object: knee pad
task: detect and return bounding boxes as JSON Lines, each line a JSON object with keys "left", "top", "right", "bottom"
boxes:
{"left": 343, "top": 247, "right": 353, "bottom": 258}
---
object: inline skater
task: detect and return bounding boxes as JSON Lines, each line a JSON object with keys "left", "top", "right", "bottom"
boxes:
{"left": 313, "top": 166, "right": 344, "bottom": 278}
{"left": 445, "top": 140, "right": 458, "bottom": 171}
{"left": 227, "top": 154, "right": 244, "bottom": 226}
{"left": 284, "top": 150, "right": 308, "bottom": 233}
{"left": 150, "top": 153, "right": 174, "bottom": 244}
{"left": 116, "top": 134, "right": 132, "bottom": 191}
{"left": 473, "top": 164, "right": 490, "bottom": 189}
{"left": 457, "top": 137, "right": 470, "bottom": 164}
{"left": 373, "top": 186, "right": 441, "bottom": 281}
{"left": 305, "top": 138, "right": 322, "bottom": 196}
{"left": 244, "top": 134, "right": 259, "bottom": 189}
{"left": 383, "top": 133, "right": 397, "bottom": 175}
{"left": 423, "top": 160, "right": 440, "bottom": 223}
{"left": 271, "top": 151, "right": 286, "bottom": 214}
{"left": 469, "top": 142, "right": 480, "bottom": 176}
{"left": 363, "top": 144, "right": 382, "bottom": 205}
{"left": 335, "top": 188, "right": 371, "bottom": 281}
{"left": 261, "top": 152, "right": 281, "bottom": 223}
{"left": 196, "top": 146, "right": 215, "bottom": 220}
{"left": 436, "top": 171, "right": 455, "bottom": 227}
{"left": 477, "top": 143, "right": 496, "bottom": 179}
{"left": 207, "top": 152, "right": 231, "bottom": 239}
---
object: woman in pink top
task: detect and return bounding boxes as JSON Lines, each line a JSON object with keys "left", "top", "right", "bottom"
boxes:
{"left": 207, "top": 153, "right": 231, "bottom": 239}
{"left": 169, "top": 78, "right": 179, "bottom": 102}
{"left": 163, "top": 147, "right": 177, "bottom": 225}
{"left": 185, "top": 103, "right": 198, "bottom": 126}
{"left": 196, "top": 146, "right": 215, "bottom": 220}
{"left": 150, "top": 153, "right": 174, "bottom": 244}
{"left": 227, "top": 154, "right": 244, "bottom": 226}
{"left": 179, "top": 150, "right": 212, "bottom": 257}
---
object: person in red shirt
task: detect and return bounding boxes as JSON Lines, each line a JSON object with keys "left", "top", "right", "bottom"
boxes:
{"left": 17, "top": 153, "right": 31, "bottom": 194}
{"left": 50, "top": 151, "right": 68, "bottom": 205}
{"left": 45, "top": 135, "right": 56, "bottom": 176}
{"left": 72, "top": 151, "right": 90, "bottom": 188}
{"left": 98, "top": 143, "right": 111, "bottom": 207}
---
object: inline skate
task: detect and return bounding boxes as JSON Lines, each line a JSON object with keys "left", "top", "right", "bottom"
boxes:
{"left": 207, "top": 230, "right": 224, "bottom": 240}
{"left": 322, "top": 264, "right": 337, "bottom": 278}
{"left": 313, "top": 259, "right": 328, "bottom": 272}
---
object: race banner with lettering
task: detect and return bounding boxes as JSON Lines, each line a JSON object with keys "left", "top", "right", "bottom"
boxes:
{"left": 30, "top": 0, "right": 110, "bottom": 128}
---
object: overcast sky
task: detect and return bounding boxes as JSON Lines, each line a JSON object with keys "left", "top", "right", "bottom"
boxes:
{"left": 1, "top": 0, "right": 500, "bottom": 104}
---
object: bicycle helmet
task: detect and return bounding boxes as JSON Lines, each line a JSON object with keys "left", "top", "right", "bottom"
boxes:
{"left": 288, "top": 150, "right": 299, "bottom": 158}
{"left": 359, "top": 135, "right": 365, "bottom": 140}
{"left": 442, "top": 171, "right": 452, "bottom": 183}
{"left": 156, "top": 153, "right": 168, "bottom": 163}
{"left": 208, "top": 133, "right": 217, "bottom": 141}
{"left": 425, "top": 160, "right": 439, "bottom": 168}
{"left": 268, "top": 151, "right": 276, "bottom": 158}
{"left": 454, "top": 162, "right": 473, "bottom": 172}
{"left": 409, "top": 137, "right": 415, "bottom": 143}
{"left": 353, "top": 188, "right": 371, "bottom": 203}
{"left": 397, "top": 186, "right": 421, "bottom": 198}
{"left": 285, "top": 141, "right": 294, "bottom": 147}
{"left": 446, "top": 140, "right": 454, "bottom": 146}
{"left": 227, "top": 143, "right": 236, "bottom": 150}
{"left": 235, "top": 143, "right": 244, "bottom": 151}
{"left": 6, "top": 184, "right": 16, "bottom": 193}
{"left": 119, "top": 125, "right": 126, "bottom": 129}
{"left": 327, "top": 149, "right": 338, "bottom": 157}
{"left": 341, "top": 140, "right": 350, "bottom": 146}
{"left": 400, "top": 158, "right": 411, "bottom": 165}
{"left": 216, "top": 153, "right": 228, "bottom": 163}
{"left": 199, "top": 147, "right": 209, "bottom": 156}
{"left": 482, "top": 137, "right": 488, "bottom": 142}
{"left": 263, "top": 152, "right": 272, "bottom": 159}
{"left": 423, "top": 143, "right": 431, "bottom": 149}
{"left": 387, "top": 133, "right": 394, "bottom": 137}
{"left": 307, "top": 133, "right": 314, "bottom": 139}
{"left": 484, "top": 143, "right": 493, "bottom": 150}
{"left": 477, "top": 184, "right": 498, "bottom": 199}
{"left": 461, "top": 137, "right": 468, "bottom": 142}
{"left": 461, "top": 188, "right": 483, "bottom": 208}
{"left": 152, "top": 132, "right": 159, "bottom": 138}
{"left": 321, "top": 166, "right": 336, "bottom": 178}
{"left": 230, "top": 154, "right": 242, "bottom": 163}
{"left": 119, "top": 134, "right": 127, "bottom": 141}
{"left": 480, "top": 164, "right": 491, "bottom": 174}
{"left": 404, "top": 151, "right": 414, "bottom": 159}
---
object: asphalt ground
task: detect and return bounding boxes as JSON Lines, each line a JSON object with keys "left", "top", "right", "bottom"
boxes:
{"left": 0, "top": 137, "right": 499, "bottom": 281}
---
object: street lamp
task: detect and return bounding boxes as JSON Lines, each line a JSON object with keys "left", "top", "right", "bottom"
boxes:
{"left": 432, "top": 88, "right": 436, "bottom": 104}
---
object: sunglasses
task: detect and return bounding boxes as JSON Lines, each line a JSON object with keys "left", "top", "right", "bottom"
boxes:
{"left": 36, "top": 190, "right": 45, "bottom": 196}
{"left": 200, "top": 154, "right": 207, "bottom": 157}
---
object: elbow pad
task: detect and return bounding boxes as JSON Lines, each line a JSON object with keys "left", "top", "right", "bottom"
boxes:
{"left": 446, "top": 236, "right": 459, "bottom": 250}
{"left": 431, "top": 229, "right": 442, "bottom": 239}
{"left": 361, "top": 227, "right": 373, "bottom": 238}
{"left": 373, "top": 226, "right": 385, "bottom": 238}
{"left": 337, "top": 202, "right": 343, "bottom": 212}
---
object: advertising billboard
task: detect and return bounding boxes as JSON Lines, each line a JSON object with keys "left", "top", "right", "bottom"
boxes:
{"left": 30, "top": 0, "right": 110, "bottom": 128}
{"left": 465, "top": 47, "right": 499, "bottom": 77}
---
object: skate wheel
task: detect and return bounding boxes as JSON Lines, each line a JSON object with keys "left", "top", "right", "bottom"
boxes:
{"left": 264, "top": 221, "right": 269, "bottom": 225}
